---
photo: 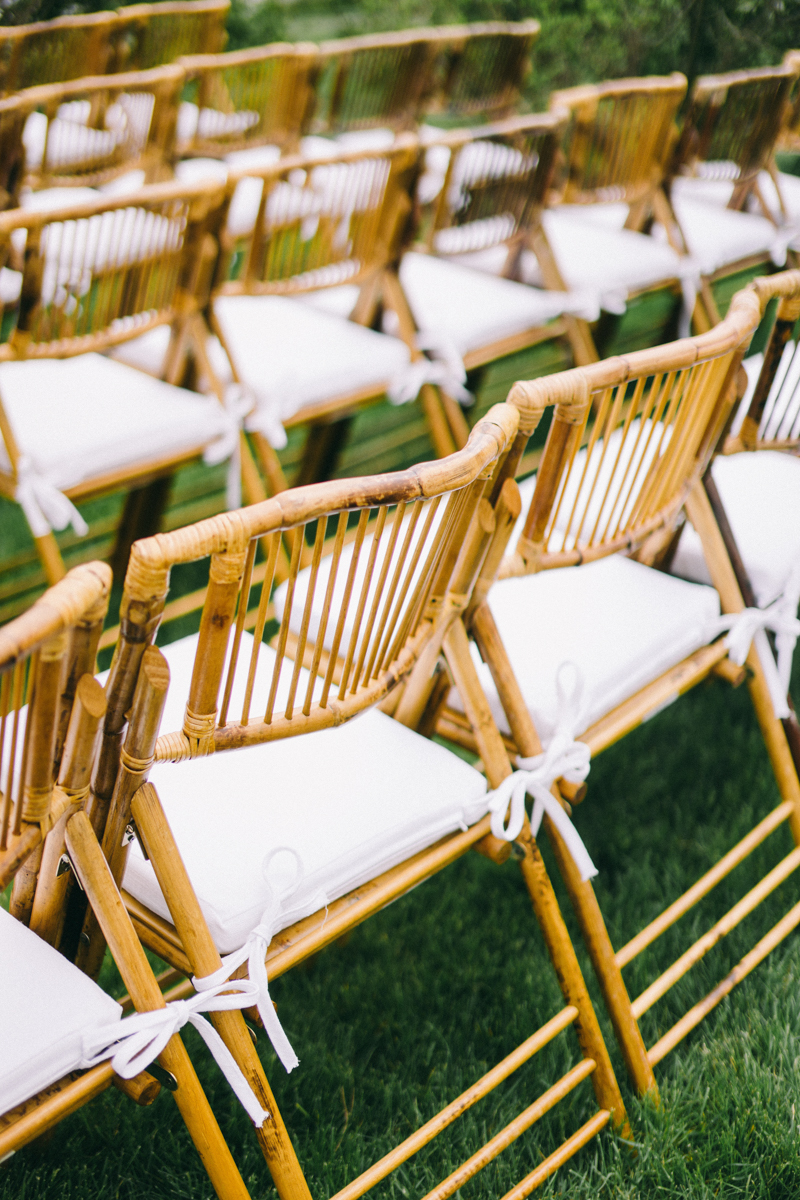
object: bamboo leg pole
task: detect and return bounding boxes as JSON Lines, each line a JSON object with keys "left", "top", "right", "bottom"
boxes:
{"left": 34, "top": 531, "right": 67, "bottom": 586}
{"left": 441, "top": 618, "right": 629, "bottom": 1134}
{"left": 65, "top": 812, "right": 252, "bottom": 1200}
{"left": 470, "top": 601, "right": 657, "bottom": 1099}
{"left": 131, "top": 782, "right": 313, "bottom": 1200}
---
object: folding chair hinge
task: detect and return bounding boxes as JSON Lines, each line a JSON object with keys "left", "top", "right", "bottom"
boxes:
{"left": 57, "top": 852, "right": 84, "bottom": 890}
{"left": 124, "top": 822, "right": 149, "bottom": 860}
{"left": 144, "top": 1062, "right": 178, "bottom": 1092}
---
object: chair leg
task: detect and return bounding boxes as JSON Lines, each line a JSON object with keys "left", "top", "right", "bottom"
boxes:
{"left": 65, "top": 812, "right": 252, "bottom": 1200}
{"left": 109, "top": 475, "right": 172, "bottom": 583}
{"left": 294, "top": 419, "right": 352, "bottom": 487}
{"left": 34, "top": 530, "right": 67, "bottom": 585}
{"left": 131, "top": 783, "right": 313, "bottom": 1200}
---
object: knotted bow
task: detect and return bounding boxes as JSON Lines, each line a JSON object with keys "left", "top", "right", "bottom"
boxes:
{"left": 193, "top": 848, "right": 303, "bottom": 1074}
{"left": 203, "top": 383, "right": 288, "bottom": 509}
{"left": 388, "top": 331, "right": 473, "bottom": 408}
{"left": 486, "top": 663, "right": 597, "bottom": 881}
{"left": 711, "top": 564, "right": 800, "bottom": 720}
{"left": 80, "top": 978, "right": 269, "bottom": 1127}
{"left": 15, "top": 455, "right": 88, "bottom": 539}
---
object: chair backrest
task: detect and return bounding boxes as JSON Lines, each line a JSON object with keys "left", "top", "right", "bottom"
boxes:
{"left": 18, "top": 64, "right": 184, "bottom": 192}
{"left": 108, "top": 404, "right": 517, "bottom": 765}
{"left": 176, "top": 43, "right": 317, "bottom": 158}
{"left": 114, "top": 0, "right": 229, "bottom": 73}
{"left": 419, "top": 112, "right": 566, "bottom": 269}
{"left": 309, "top": 30, "right": 437, "bottom": 136}
{"left": 423, "top": 19, "right": 540, "bottom": 122}
{"left": 496, "top": 280, "right": 763, "bottom": 577}
{"left": 0, "top": 177, "right": 224, "bottom": 365}
{"left": 725, "top": 277, "right": 800, "bottom": 452}
{"left": 0, "top": 92, "right": 29, "bottom": 210}
{"left": 0, "top": 561, "right": 111, "bottom": 908}
{"left": 675, "top": 64, "right": 799, "bottom": 195}
{"left": 0, "top": 12, "right": 119, "bottom": 95}
{"left": 549, "top": 74, "right": 687, "bottom": 208}
{"left": 214, "top": 137, "right": 420, "bottom": 298}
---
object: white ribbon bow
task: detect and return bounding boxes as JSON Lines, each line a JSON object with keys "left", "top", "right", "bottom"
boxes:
{"left": 388, "top": 331, "right": 473, "bottom": 408}
{"left": 193, "top": 848, "right": 302, "bottom": 1074}
{"left": 80, "top": 978, "right": 269, "bottom": 1127}
{"left": 15, "top": 455, "right": 88, "bottom": 539}
{"left": 711, "top": 565, "right": 800, "bottom": 720}
{"left": 203, "top": 383, "right": 288, "bottom": 510}
{"left": 486, "top": 662, "right": 597, "bottom": 881}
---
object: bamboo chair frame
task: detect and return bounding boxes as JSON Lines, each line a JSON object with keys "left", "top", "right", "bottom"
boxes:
{"left": 724, "top": 286, "right": 800, "bottom": 454}
{"left": 432, "top": 270, "right": 800, "bottom": 1100}
{"left": 208, "top": 135, "right": 463, "bottom": 487}
{"left": 113, "top": 0, "right": 230, "bottom": 74}
{"left": 89, "top": 407, "right": 630, "bottom": 1200}
{"left": 408, "top": 111, "right": 599, "bottom": 373}
{"left": 421, "top": 20, "right": 540, "bottom": 123}
{"left": 176, "top": 44, "right": 317, "bottom": 160}
{"left": 0, "top": 177, "right": 261, "bottom": 587}
{"left": 0, "top": 563, "right": 252, "bottom": 1200}
{"left": 0, "top": 12, "right": 119, "bottom": 96}
{"left": 16, "top": 65, "right": 184, "bottom": 193}
{"left": 0, "top": 92, "right": 29, "bottom": 210}
{"left": 675, "top": 64, "right": 799, "bottom": 223}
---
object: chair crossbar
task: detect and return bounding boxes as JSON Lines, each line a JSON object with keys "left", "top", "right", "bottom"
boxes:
{"left": 499, "top": 1109, "right": 612, "bottom": 1200}
{"left": 0, "top": 1062, "right": 116, "bottom": 1161}
{"left": 649, "top": 896, "right": 800, "bottom": 1065}
{"left": 332, "top": 1004, "right": 580, "bottom": 1200}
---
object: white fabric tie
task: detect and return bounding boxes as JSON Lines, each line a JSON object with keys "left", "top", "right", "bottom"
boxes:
{"left": 203, "top": 383, "right": 288, "bottom": 509}
{"left": 486, "top": 663, "right": 597, "bottom": 881}
{"left": 14, "top": 455, "right": 88, "bottom": 538}
{"left": 388, "top": 331, "right": 473, "bottom": 407}
{"left": 193, "top": 848, "right": 303, "bottom": 1074}
{"left": 80, "top": 978, "right": 269, "bottom": 1127}
{"left": 710, "top": 566, "right": 800, "bottom": 720}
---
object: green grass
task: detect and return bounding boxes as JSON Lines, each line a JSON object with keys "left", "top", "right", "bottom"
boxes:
{"left": 4, "top": 656, "right": 800, "bottom": 1198}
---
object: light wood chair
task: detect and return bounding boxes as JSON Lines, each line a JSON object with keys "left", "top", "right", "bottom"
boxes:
{"left": 114, "top": 0, "right": 230, "bottom": 73}
{"left": 433, "top": 271, "right": 800, "bottom": 1100}
{"left": 422, "top": 20, "right": 540, "bottom": 123}
{"left": 86, "top": 403, "right": 628, "bottom": 1200}
{"left": 541, "top": 74, "right": 712, "bottom": 340}
{"left": 16, "top": 65, "right": 183, "bottom": 196}
{"left": 0, "top": 91, "right": 29, "bottom": 210}
{"left": 203, "top": 136, "right": 467, "bottom": 489}
{"left": 668, "top": 65, "right": 800, "bottom": 322}
{"left": 0, "top": 561, "right": 254, "bottom": 1200}
{"left": 175, "top": 44, "right": 317, "bottom": 162}
{"left": 0, "top": 178, "right": 264, "bottom": 587}
{"left": 0, "top": 12, "right": 119, "bottom": 95}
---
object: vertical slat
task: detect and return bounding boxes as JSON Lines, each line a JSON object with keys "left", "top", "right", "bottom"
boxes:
{"left": 303, "top": 511, "right": 348, "bottom": 717}
{"left": 218, "top": 537, "right": 256, "bottom": 728}
{"left": 285, "top": 516, "right": 327, "bottom": 720}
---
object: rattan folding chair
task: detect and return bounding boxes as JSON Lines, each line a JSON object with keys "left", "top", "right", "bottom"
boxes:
{"left": 421, "top": 20, "right": 540, "bottom": 124}
{"left": 668, "top": 65, "right": 800, "bottom": 322}
{"left": 175, "top": 44, "right": 317, "bottom": 162}
{"left": 0, "top": 178, "right": 263, "bottom": 587}
{"left": 86, "top": 402, "right": 628, "bottom": 1199}
{"left": 539, "top": 74, "right": 711, "bottom": 338}
{"left": 114, "top": 0, "right": 229, "bottom": 73}
{"left": 16, "top": 65, "right": 183, "bottom": 197}
{"left": 0, "top": 12, "right": 118, "bottom": 96}
{"left": 194, "top": 136, "right": 469, "bottom": 488}
{"left": 0, "top": 562, "right": 255, "bottom": 1200}
{"left": 433, "top": 272, "right": 800, "bottom": 1101}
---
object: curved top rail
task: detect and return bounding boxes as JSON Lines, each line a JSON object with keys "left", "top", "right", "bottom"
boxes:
{"left": 0, "top": 562, "right": 111, "bottom": 672}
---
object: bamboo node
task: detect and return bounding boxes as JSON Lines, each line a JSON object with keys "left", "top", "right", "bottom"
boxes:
{"left": 120, "top": 747, "right": 155, "bottom": 777}
{"left": 182, "top": 706, "right": 217, "bottom": 755}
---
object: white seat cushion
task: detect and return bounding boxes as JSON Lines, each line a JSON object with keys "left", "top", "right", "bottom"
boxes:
{"left": 177, "top": 100, "right": 261, "bottom": 146}
{"left": 123, "top": 633, "right": 488, "bottom": 955}
{"left": 398, "top": 251, "right": 575, "bottom": 356}
{"left": 449, "top": 553, "right": 720, "bottom": 743}
{"left": 0, "top": 906, "right": 121, "bottom": 1115}
{"left": 669, "top": 187, "right": 786, "bottom": 272}
{"left": 23, "top": 109, "right": 119, "bottom": 172}
{"left": 0, "top": 354, "right": 232, "bottom": 491}
{"left": 212, "top": 294, "right": 410, "bottom": 427}
{"left": 671, "top": 450, "right": 800, "bottom": 608}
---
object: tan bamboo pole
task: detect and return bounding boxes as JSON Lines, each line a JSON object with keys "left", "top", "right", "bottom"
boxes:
{"left": 441, "top": 616, "right": 628, "bottom": 1132}
{"left": 0, "top": 1063, "right": 116, "bottom": 1160}
{"left": 53, "top": 574, "right": 109, "bottom": 770}
{"left": 131, "top": 781, "right": 314, "bottom": 1200}
{"left": 65, "top": 811, "right": 253, "bottom": 1200}
{"left": 685, "top": 480, "right": 800, "bottom": 841}
{"left": 30, "top": 674, "right": 107, "bottom": 946}
{"left": 76, "top": 646, "right": 169, "bottom": 975}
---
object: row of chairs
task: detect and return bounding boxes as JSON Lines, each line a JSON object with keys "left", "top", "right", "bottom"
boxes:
{"left": 0, "top": 0, "right": 229, "bottom": 94}
{"left": 2, "top": 266, "right": 800, "bottom": 1198}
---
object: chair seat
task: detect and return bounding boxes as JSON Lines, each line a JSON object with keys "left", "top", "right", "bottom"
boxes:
{"left": 0, "top": 906, "right": 121, "bottom": 1116}
{"left": 671, "top": 450, "right": 800, "bottom": 608}
{"left": 0, "top": 353, "right": 232, "bottom": 491}
{"left": 177, "top": 100, "right": 261, "bottom": 147}
{"left": 123, "top": 633, "right": 488, "bottom": 956}
{"left": 670, "top": 186, "right": 786, "bottom": 273}
{"left": 212, "top": 294, "right": 411, "bottom": 428}
{"left": 448, "top": 553, "right": 720, "bottom": 744}
{"left": 398, "top": 251, "right": 574, "bottom": 355}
